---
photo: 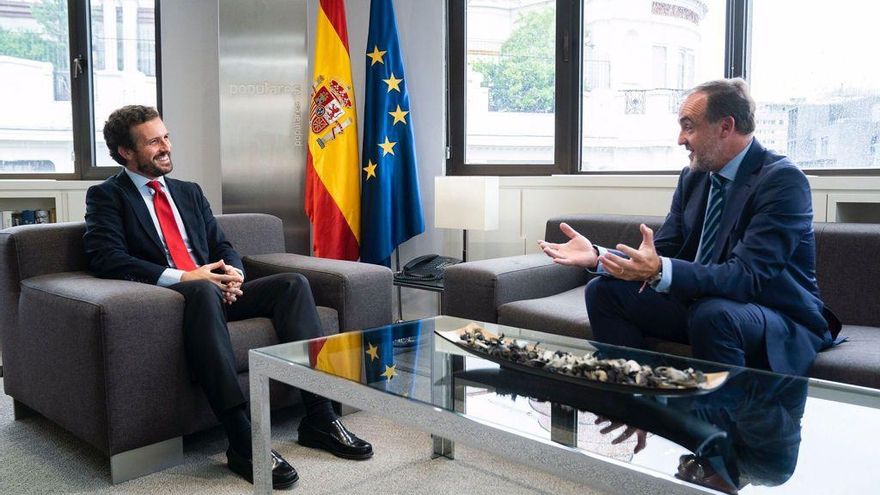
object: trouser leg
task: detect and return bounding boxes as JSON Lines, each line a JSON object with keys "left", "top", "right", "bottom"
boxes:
{"left": 169, "top": 280, "right": 245, "bottom": 417}
{"left": 228, "top": 273, "right": 335, "bottom": 421}
{"left": 228, "top": 272, "right": 324, "bottom": 341}
{"left": 687, "top": 298, "right": 770, "bottom": 369}
{"left": 584, "top": 276, "right": 690, "bottom": 348}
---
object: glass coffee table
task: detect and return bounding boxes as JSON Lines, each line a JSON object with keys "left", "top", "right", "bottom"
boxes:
{"left": 248, "top": 316, "right": 880, "bottom": 494}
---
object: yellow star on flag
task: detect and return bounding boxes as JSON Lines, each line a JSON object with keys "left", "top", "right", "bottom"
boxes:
{"left": 363, "top": 160, "right": 378, "bottom": 180}
{"left": 365, "top": 342, "right": 379, "bottom": 361}
{"left": 367, "top": 45, "right": 386, "bottom": 66}
{"left": 378, "top": 136, "right": 397, "bottom": 156}
{"left": 383, "top": 72, "right": 403, "bottom": 93}
{"left": 381, "top": 364, "right": 397, "bottom": 380}
{"left": 388, "top": 105, "right": 409, "bottom": 126}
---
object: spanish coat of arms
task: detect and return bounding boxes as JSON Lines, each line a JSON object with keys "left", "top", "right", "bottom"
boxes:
{"left": 310, "top": 75, "right": 354, "bottom": 149}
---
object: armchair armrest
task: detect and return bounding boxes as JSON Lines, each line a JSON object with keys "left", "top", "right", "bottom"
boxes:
{"left": 9, "top": 272, "right": 186, "bottom": 455}
{"left": 443, "top": 253, "right": 592, "bottom": 323}
{"left": 243, "top": 254, "right": 393, "bottom": 331}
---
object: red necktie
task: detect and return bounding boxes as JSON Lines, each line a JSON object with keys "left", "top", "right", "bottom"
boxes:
{"left": 147, "top": 181, "right": 197, "bottom": 271}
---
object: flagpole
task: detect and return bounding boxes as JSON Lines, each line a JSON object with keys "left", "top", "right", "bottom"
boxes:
{"left": 395, "top": 248, "right": 403, "bottom": 322}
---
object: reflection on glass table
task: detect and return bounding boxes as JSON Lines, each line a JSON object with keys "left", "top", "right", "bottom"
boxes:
{"left": 251, "top": 316, "right": 880, "bottom": 494}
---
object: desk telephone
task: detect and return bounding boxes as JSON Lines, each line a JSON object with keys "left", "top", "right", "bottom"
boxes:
{"left": 395, "top": 254, "right": 462, "bottom": 282}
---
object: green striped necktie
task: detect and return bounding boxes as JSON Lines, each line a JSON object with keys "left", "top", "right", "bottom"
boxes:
{"left": 697, "top": 174, "right": 728, "bottom": 265}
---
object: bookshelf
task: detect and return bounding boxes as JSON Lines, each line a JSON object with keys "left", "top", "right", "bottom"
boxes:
{"left": 0, "top": 180, "right": 98, "bottom": 226}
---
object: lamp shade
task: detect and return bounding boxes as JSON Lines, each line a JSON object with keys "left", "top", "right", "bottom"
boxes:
{"left": 434, "top": 176, "right": 500, "bottom": 231}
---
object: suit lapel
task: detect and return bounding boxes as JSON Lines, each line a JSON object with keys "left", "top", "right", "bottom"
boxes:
{"left": 115, "top": 170, "right": 165, "bottom": 253}
{"left": 713, "top": 140, "right": 764, "bottom": 263}
{"left": 680, "top": 172, "right": 710, "bottom": 261}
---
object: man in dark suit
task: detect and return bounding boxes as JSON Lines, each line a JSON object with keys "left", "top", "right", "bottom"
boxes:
{"left": 539, "top": 79, "right": 838, "bottom": 375}
{"left": 84, "top": 105, "right": 372, "bottom": 489}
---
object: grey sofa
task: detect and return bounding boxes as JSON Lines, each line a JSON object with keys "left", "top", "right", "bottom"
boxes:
{"left": 0, "top": 213, "right": 392, "bottom": 483}
{"left": 444, "top": 214, "right": 880, "bottom": 390}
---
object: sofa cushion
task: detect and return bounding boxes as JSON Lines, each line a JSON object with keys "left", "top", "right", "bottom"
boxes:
{"left": 808, "top": 325, "right": 880, "bottom": 389}
{"left": 814, "top": 223, "right": 880, "bottom": 328}
{"left": 546, "top": 215, "right": 665, "bottom": 247}
{"left": 498, "top": 286, "right": 591, "bottom": 340}
{"left": 228, "top": 307, "right": 338, "bottom": 373}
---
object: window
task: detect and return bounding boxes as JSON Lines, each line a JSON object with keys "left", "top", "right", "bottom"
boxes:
{"left": 449, "top": 0, "right": 880, "bottom": 175}
{"left": 0, "top": 0, "right": 160, "bottom": 178}
{"left": 90, "top": 0, "right": 159, "bottom": 169}
{"left": 465, "top": 2, "right": 556, "bottom": 166}
{"left": 750, "top": 0, "right": 880, "bottom": 172}
{"left": 448, "top": 0, "right": 580, "bottom": 175}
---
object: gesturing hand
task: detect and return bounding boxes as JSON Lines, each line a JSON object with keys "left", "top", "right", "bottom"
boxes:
{"left": 538, "top": 222, "right": 599, "bottom": 269}
{"left": 594, "top": 416, "right": 648, "bottom": 454}
{"left": 598, "top": 224, "right": 661, "bottom": 282}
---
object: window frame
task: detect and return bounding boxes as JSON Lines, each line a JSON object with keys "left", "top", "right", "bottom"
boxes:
{"left": 447, "top": 0, "right": 880, "bottom": 176}
{"left": 0, "top": 0, "right": 162, "bottom": 181}
{"left": 446, "top": 0, "right": 581, "bottom": 176}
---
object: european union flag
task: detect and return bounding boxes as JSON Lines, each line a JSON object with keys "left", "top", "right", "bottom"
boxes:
{"left": 363, "top": 325, "right": 395, "bottom": 386}
{"left": 362, "top": 320, "right": 423, "bottom": 397}
{"left": 360, "top": 0, "right": 425, "bottom": 266}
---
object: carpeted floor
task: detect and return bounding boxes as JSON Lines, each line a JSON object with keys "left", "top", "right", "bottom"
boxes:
{"left": 0, "top": 378, "right": 605, "bottom": 494}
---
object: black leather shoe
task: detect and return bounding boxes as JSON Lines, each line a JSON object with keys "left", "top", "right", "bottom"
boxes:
{"left": 226, "top": 446, "right": 298, "bottom": 489}
{"left": 297, "top": 418, "right": 374, "bottom": 460}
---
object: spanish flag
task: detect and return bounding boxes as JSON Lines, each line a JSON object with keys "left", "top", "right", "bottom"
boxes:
{"left": 305, "top": 0, "right": 360, "bottom": 260}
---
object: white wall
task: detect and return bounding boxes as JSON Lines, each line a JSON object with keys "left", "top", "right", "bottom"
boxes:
{"left": 159, "top": 0, "right": 223, "bottom": 211}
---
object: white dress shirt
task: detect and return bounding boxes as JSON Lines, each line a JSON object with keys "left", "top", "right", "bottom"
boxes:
{"left": 123, "top": 169, "right": 197, "bottom": 287}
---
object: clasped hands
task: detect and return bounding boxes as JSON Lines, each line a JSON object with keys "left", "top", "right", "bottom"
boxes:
{"left": 180, "top": 259, "right": 243, "bottom": 305}
{"left": 538, "top": 222, "right": 661, "bottom": 282}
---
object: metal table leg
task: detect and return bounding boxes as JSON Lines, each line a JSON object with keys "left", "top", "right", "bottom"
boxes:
{"left": 550, "top": 402, "right": 578, "bottom": 447}
{"left": 250, "top": 360, "right": 272, "bottom": 494}
{"left": 431, "top": 343, "right": 464, "bottom": 459}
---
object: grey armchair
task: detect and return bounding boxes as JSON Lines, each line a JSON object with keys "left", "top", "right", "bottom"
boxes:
{"left": 0, "top": 213, "right": 392, "bottom": 483}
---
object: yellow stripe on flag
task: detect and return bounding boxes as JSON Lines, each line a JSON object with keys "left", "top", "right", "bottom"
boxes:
{"left": 313, "top": 331, "right": 363, "bottom": 381}
{"left": 308, "top": 4, "right": 360, "bottom": 244}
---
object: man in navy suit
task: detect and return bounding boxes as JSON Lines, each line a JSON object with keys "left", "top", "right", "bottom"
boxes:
{"left": 539, "top": 79, "right": 838, "bottom": 375}
{"left": 84, "top": 105, "right": 372, "bottom": 489}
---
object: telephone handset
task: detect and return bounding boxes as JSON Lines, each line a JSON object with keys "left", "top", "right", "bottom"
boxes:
{"left": 395, "top": 254, "right": 462, "bottom": 282}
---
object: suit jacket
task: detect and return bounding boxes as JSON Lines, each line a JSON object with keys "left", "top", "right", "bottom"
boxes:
{"left": 654, "top": 139, "right": 833, "bottom": 374}
{"left": 83, "top": 170, "right": 242, "bottom": 285}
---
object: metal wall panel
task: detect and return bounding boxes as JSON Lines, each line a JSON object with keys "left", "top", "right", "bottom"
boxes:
{"left": 219, "top": 0, "right": 310, "bottom": 254}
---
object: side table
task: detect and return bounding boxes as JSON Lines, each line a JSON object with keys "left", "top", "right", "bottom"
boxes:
{"left": 392, "top": 276, "right": 444, "bottom": 321}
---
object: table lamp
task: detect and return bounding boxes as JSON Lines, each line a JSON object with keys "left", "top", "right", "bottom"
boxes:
{"left": 434, "top": 176, "right": 500, "bottom": 262}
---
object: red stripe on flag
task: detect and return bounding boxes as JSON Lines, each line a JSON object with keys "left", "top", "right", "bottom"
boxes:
{"left": 319, "top": 0, "right": 350, "bottom": 53}
{"left": 305, "top": 153, "right": 360, "bottom": 260}
{"left": 308, "top": 339, "right": 325, "bottom": 367}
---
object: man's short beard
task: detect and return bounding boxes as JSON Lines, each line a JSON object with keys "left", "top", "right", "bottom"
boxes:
{"left": 688, "top": 142, "right": 723, "bottom": 173}
{"left": 136, "top": 156, "right": 173, "bottom": 177}
{"left": 689, "top": 156, "right": 712, "bottom": 172}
